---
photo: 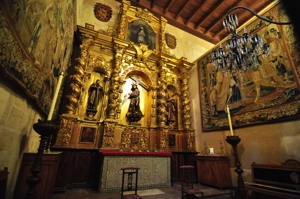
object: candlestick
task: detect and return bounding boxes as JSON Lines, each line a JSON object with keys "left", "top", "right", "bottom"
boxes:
{"left": 226, "top": 105, "right": 234, "bottom": 136}
{"left": 47, "top": 72, "right": 64, "bottom": 120}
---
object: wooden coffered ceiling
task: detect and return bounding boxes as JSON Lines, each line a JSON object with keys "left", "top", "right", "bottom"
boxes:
{"left": 126, "top": 0, "right": 275, "bottom": 44}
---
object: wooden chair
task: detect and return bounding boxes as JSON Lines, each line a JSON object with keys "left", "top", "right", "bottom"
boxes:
{"left": 180, "top": 165, "right": 204, "bottom": 199}
{"left": 121, "top": 166, "right": 142, "bottom": 199}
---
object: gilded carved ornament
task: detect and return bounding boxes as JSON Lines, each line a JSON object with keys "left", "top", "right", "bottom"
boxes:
{"left": 55, "top": 118, "right": 74, "bottom": 146}
{"left": 160, "top": 129, "right": 169, "bottom": 150}
{"left": 136, "top": 7, "right": 153, "bottom": 23}
{"left": 117, "top": 0, "right": 130, "bottom": 40}
{"left": 64, "top": 35, "right": 94, "bottom": 114}
{"left": 119, "top": 126, "right": 148, "bottom": 151}
{"left": 102, "top": 123, "right": 115, "bottom": 148}
{"left": 87, "top": 55, "right": 112, "bottom": 78}
{"left": 187, "top": 130, "right": 195, "bottom": 150}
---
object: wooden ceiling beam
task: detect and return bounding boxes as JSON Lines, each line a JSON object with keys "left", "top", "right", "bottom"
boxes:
{"left": 195, "top": 0, "right": 224, "bottom": 30}
{"left": 163, "top": 0, "right": 175, "bottom": 14}
{"left": 204, "top": 0, "right": 243, "bottom": 34}
{"left": 212, "top": 1, "right": 260, "bottom": 38}
{"left": 150, "top": 0, "right": 159, "bottom": 9}
{"left": 185, "top": 0, "right": 206, "bottom": 25}
{"left": 175, "top": 0, "right": 191, "bottom": 20}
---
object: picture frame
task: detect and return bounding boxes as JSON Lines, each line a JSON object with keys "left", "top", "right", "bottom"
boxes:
{"left": 126, "top": 19, "right": 157, "bottom": 50}
{"left": 198, "top": 3, "right": 300, "bottom": 131}
{"left": 168, "top": 134, "right": 176, "bottom": 147}
{"left": 80, "top": 127, "right": 97, "bottom": 143}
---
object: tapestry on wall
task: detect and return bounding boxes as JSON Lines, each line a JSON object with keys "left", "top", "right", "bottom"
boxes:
{"left": 198, "top": 3, "right": 300, "bottom": 131}
{"left": 0, "top": 0, "right": 75, "bottom": 115}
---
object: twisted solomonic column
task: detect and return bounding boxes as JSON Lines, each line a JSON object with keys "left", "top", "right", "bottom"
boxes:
{"left": 181, "top": 74, "right": 192, "bottom": 130}
{"left": 107, "top": 45, "right": 123, "bottom": 119}
{"left": 157, "top": 62, "right": 168, "bottom": 126}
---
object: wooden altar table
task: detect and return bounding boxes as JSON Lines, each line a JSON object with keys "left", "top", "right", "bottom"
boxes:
{"left": 98, "top": 150, "right": 172, "bottom": 192}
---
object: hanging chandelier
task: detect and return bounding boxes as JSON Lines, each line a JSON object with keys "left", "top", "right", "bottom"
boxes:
{"left": 211, "top": 6, "right": 293, "bottom": 74}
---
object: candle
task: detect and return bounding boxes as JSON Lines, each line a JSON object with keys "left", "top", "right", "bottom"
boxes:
{"left": 243, "top": 26, "right": 247, "bottom": 33}
{"left": 209, "top": 147, "right": 214, "bottom": 154}
{"left": 226, "top": 105, "right": 234, "bottom": 136}
{"left": 47, "top": 72, "right": 64, "bottom": 120}
{"left": 219, "top": 43, "right": 222, "bottom": 49}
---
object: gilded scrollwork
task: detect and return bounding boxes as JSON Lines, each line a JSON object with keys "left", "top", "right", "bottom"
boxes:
{"left": 117, "top": 0, "right": 130, "bottom": 40}
{"left": 136, "top": 7, "right": 153, "bottom": 23}
{"left": 88, "top": 55, "right": 112, "bottom": 78}
{"left": 187, "top": 130, "right": 195, "bottom": 150}
{"left": 55, "top": 118, "right": 74, "bottom": 145}
{"left": 119, "top": 126, "right": 148, "bottom": 151}
{"left": 102, "top": 123, "right": 115, "bottom": 148}
{"left": 160, "top": 129, "right": 169, "bottom": 150}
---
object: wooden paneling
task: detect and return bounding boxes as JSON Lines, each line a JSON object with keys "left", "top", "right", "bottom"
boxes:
{"left": 195, "top": 156, "right": 232, "bottom": 189}
{"left": 13, "top": 152, "right": 62, "bottom": 199}
{"left": 53, "top": 149, "right": 100, "bottom": 192}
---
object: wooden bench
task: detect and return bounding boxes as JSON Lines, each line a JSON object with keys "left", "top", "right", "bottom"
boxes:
{"left": 245, "top": 159, "right": 300, "bottom": 199}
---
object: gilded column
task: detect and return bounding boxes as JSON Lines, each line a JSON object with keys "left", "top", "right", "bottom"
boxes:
{"left": 117, "top": 0, "right": 130, "bottom": 40}
{"left": 107, "top": 45, "right": 123, "bottom": 119}
{"left": 64, "top": 35, "right": 93, "bottom": 114}
{"left": 178, "top": 57, "right": 193, "bottom": 130}
{"left": 176, "top": 95, "right": 183, "bottom": 130}
{"left": 181, "top": 73, "right": 191, "bottom": 130}
{"left": 157, "top": 61, "right": 168, "bottom": 126}
{"left": 151, "top": 86, "right": 158, "bottom": 127}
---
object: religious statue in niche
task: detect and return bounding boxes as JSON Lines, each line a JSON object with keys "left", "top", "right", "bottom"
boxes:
{"left": 127, "top": 19, "right": 156, "bottom": 50}
{"left": 123, "top": 82, "right": 143, "bottom": 122}
{"left": 86, "top": 79, "right": 103, "bottom": 118}
{"left": 166, "top": 95, "right": 176, "bottom": 126}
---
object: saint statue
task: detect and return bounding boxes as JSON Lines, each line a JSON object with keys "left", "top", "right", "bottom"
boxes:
{"left": 137, "top": 26, "right": 146, "bottom": 44}
{"left": 124, "top": 83, "right": 143, "bottom": 122}
{"left": 87, "top": 79, "right": 103, "bottom": 111}
{"left": 166, "top": 95, "right": 176, "bottom": 124}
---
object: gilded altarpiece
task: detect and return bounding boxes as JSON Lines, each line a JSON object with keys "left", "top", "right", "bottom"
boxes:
{"left": 53, "top": 0, "right": 196, "bottom": 153}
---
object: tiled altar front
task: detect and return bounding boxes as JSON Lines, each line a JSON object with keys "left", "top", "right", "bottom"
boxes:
{"left": 99, "top": 151, "right": 172, "bottom": 192}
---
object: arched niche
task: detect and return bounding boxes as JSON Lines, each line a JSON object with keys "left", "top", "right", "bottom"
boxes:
{"left": 120, "top": 70, "right": 154, "bottom": 127}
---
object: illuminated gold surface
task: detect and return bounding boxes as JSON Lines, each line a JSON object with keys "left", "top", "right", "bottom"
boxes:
{"left": 54, "top": 0, "right": 196, "bottom": 152}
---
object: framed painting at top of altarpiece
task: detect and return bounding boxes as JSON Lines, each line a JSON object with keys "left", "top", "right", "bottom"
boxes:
{"left": 198, "top": 3, "right": 300, "bottom": 131}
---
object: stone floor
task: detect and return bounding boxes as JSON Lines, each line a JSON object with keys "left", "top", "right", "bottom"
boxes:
{"left": 50, "top": 182, "right": 232, "bottom": 199}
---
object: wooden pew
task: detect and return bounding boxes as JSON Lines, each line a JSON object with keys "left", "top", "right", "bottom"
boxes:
{"left": 245, "top": 159, "right": 300, "bottom": 199}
